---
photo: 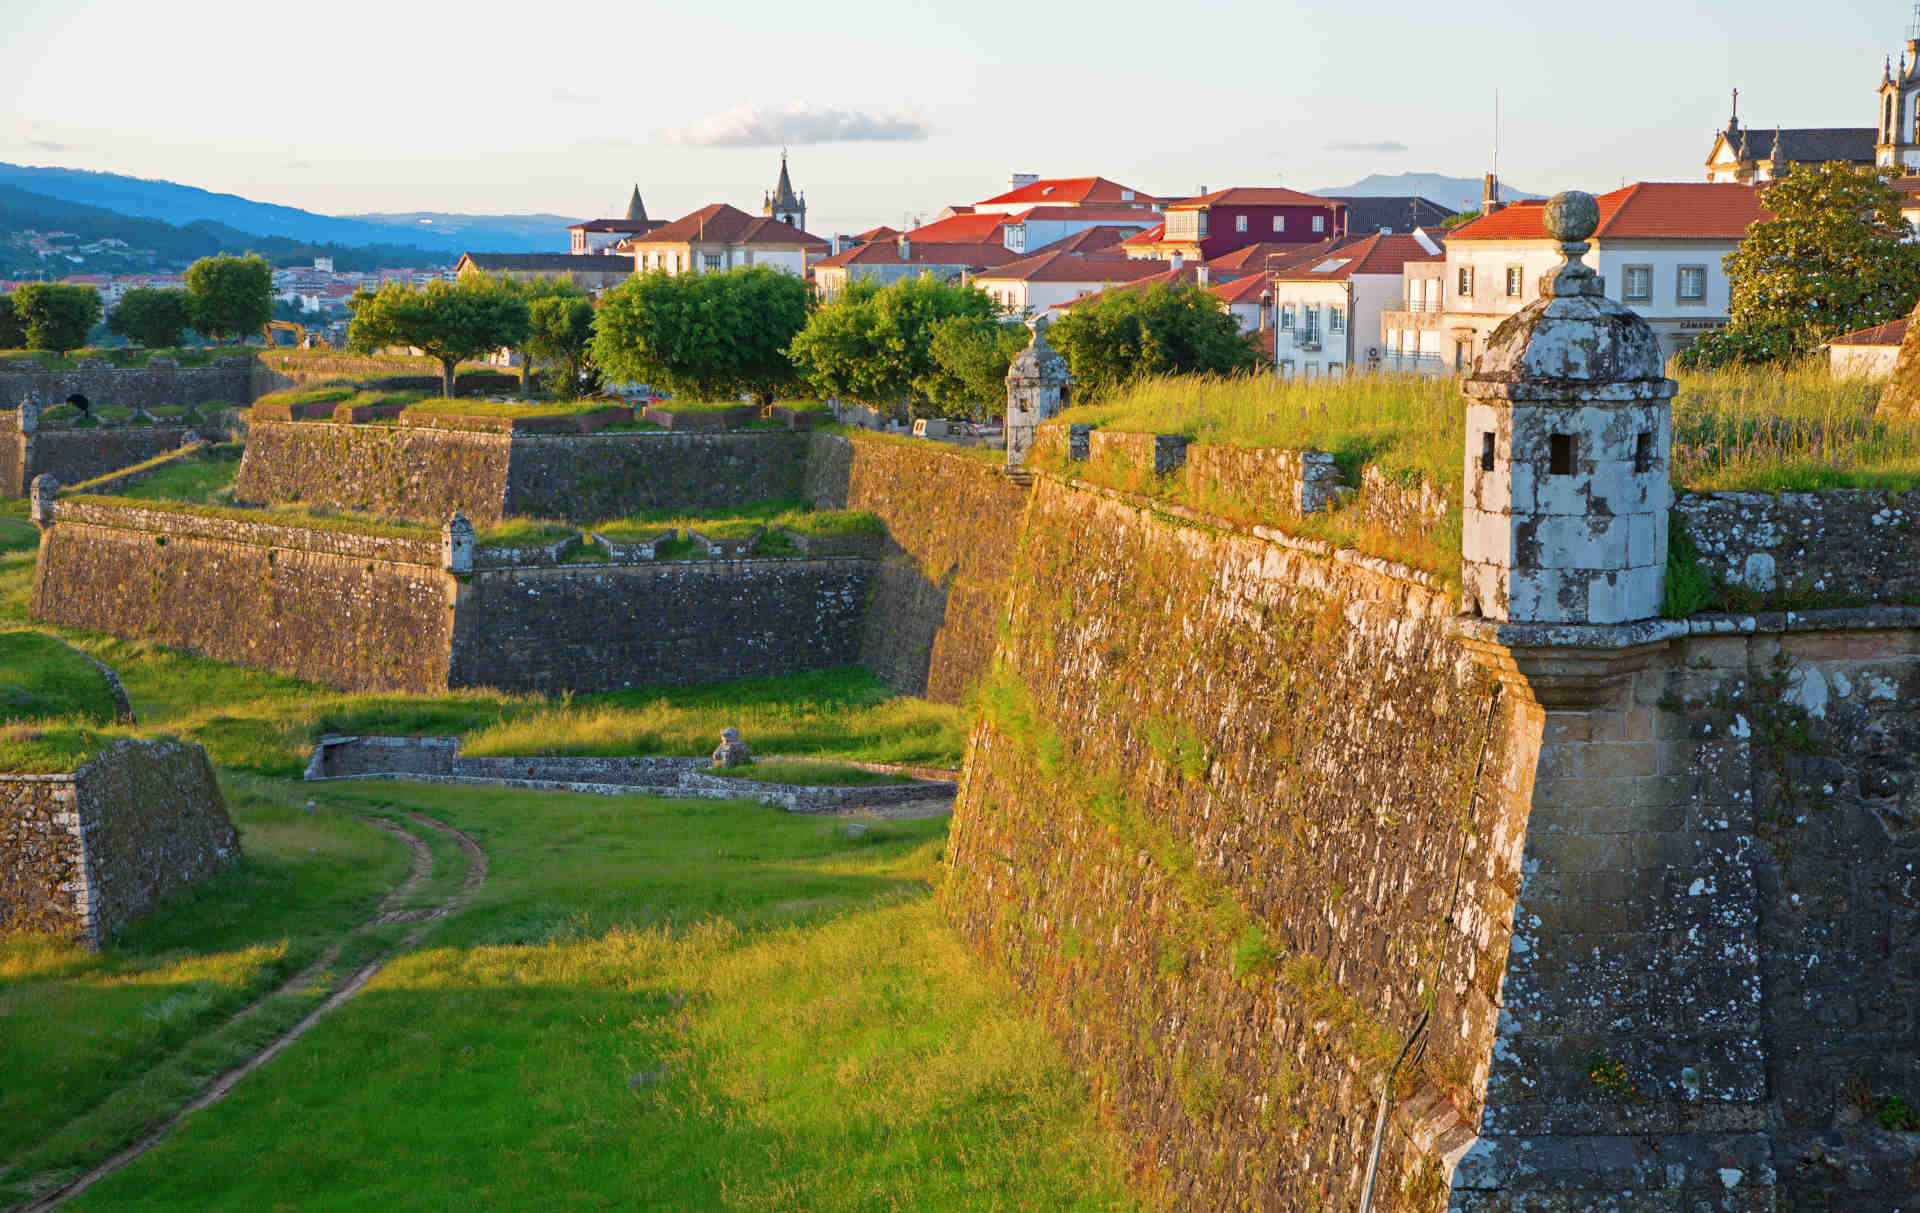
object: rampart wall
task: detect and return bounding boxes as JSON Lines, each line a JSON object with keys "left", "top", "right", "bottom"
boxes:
{"left": 235, "top": 421, "right": 810, "bottom": 525}
{"left": 446, "top": 558, "right": 872, "bottom": 693}
{"left": 0, "top": 739, "right": 238, "bottom": 947}
{"left": 804, "top": 433, "right": 1027, "bottom": 703}
{"left": 0, "top": 411, "right": 241, "bottom": 497}
{"left": 0, "top": 357, "right": 259, "bottom": 414}
{"left": 1676, "top": 488, "right": 1920, "bottom": 606}
{"left": 945, "top": 474, "right": 1531, "bottom": 1212}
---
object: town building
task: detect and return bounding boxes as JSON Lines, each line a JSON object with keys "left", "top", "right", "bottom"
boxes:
{"left": 1121, "top": 189, "right": 1347, "bottom": 262}
{"left": 810, "top": 236, "right": 1016, "bottom": 298}
{"left": 1824, "top": 316, "right": 1909, "bottom": 377}
{"left": 1267, "top": 232, "right": 1441, "bottom": 379}
{"left": 763, "top": 154, "right": 806, "bottom": 231}
{"left": 1435, "top": 183, "right": 1770, "bottom": 369}
{"left": 569, "top": 186, "right": 663, "bottom": 254}
{"left": 970, "top": 249, "right": 1167, "bottom": 318}
{"left": 997, "top": 207, "right": 1153, "bottom": 255}
{"left": 970, "top": 175, "right": 1162, "bottom": 217}
{"left": 455, "top": 253, "right": 635, "bottom": 291}
{"left": 626, "top": 203, "right": 826, "bottom": 277}
{"left": 1379, "top": 249, "right": 1451, "bottom": 375}
{"left": 1879, "top": 30, "right": 1920, "bottom": 171}
{"left": 1327, "top": 195, "right": 1457, "bottom": 234}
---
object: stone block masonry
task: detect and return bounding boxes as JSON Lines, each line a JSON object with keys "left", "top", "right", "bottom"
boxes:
{"left": 0, "top": 356, "right": 259, "bottom": 416}
{"left": 0, "top": 409, "right": 241, "bottom": 498}
{"left": 804, "top": 433, "right": 1027, "bottom": 703}
{"left": 0, "top": 739, "right": 238, "bottom": 948}
{"left": 235, "top": 421, "right": 809, "bottom": 526}
{"left": 1677, "top": 488, "right": 1920, "bottom": 605}
{"left": 447, "top": 558, "right": 873, "bottom": 694}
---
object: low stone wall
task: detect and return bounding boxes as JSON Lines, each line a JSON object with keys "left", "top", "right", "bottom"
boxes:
{"left": 234, "top": 421, "right": 810, "bottom": 525}
{"left": 1676, "top": 488, "right": 1920, "bottom": 605}
{"left": 0, "top": 356, "right": 258, "bottom": 415}
{"left": 805, "top": 433, "right": 1027, "bottom": 703}
{"left": 447, "top": 558, "right": 873, "bottom": 693}
{"left": 0, "top": 739, "right": 238, "bottom": 948}
{"left": 1183, "top": 442, "right": 1345, "bottom": 517}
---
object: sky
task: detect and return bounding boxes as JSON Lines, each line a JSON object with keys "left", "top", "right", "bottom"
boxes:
{"left": 0, "top": 0, "right": 1913, "bottom": 237}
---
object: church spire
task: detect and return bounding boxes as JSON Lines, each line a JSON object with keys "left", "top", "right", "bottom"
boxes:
{"left": 624, "top": 184, "right": 647, "bottom": 224}
{"left": 1728, "top": 87, "right": 1740, "bottom": 133}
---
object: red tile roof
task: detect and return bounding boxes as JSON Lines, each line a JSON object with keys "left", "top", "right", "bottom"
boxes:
{"left": 1270, "top": 233, "right": 1443, "bottom": 281}
{"left": 1207, "top": 273, "right": 1274, "bottom": 304}
{"left": 1827, "top": 317, "right": 1910, "bottom": 346}
{"left": 1030, "top": 227, "right": 1140, "bottom": 257}
{"left": 1121, "top": 222, "right": 1166, "bottom": 246}
{"left": 813, "top": 240, "right": 1017, "bottom": 269}
{"left": 628, "top": 202, "right": 827, "bottom": 248}
{"left": 975, "top": 176, "right": 1162, "bottom": 208}
{"left": 857, "top": 225, "right": 903, "bottom": 241}
{"left": 972, "top": 250, "right": 1169, "bottom": 284}
{"left": 905, "top": 212, "right": 1008, "bottom": 243}
{"left": 1168, "top": 187, "right": 1337, "bottom": 209}
{"left": 1207, "top": 242, "right": 1313, "bottom": 270}
{"left": 1048, "top": 264, "right": 1252, "bottom": 311}
{"left": 1006, "top": 206, "right": 1161, "bottom": 224}
{"left": 1447, "top": 183, "right": 1770, "bottom": 241}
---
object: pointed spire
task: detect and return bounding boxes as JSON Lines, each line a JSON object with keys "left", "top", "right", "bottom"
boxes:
{"left": 1888, "top": 54, "right": 1895, "bottom": 84}
{"left": 1771, "top": 127, "right": 1785, "bottom": 166}
{"left": 624, "top": 184, "right": 647, "bottom": 224}
{"left": 1728, "top": 87, "right": 1740, "bottom": 133}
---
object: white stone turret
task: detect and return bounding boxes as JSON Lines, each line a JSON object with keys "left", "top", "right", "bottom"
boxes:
{"left": 442, "top": 512, "right": 475, "bottom": 573}
{"left": 1460, "top": 191, "right": 1677, "bottom": 625}
{"left": 1004, "top": 317, "right": 1069, "bottom": 471}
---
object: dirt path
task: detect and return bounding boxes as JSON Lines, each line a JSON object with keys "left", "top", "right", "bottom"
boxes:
{"left": 10, "top": 811, "right": 487, "bottom": 1213}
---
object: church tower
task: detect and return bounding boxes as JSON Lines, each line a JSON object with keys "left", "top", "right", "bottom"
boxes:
{"left": 763, "top": 152, "right": 806, "bottom": 232}
{"left": 1877, "top": 7, "right": 1920, "bottom": 171}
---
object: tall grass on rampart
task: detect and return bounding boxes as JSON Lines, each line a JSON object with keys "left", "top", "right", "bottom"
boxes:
{"left": 1669, "top": 365, "right": 1918, "bottom": 492}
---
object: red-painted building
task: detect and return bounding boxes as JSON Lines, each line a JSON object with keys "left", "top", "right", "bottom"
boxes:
{"left": 1124, "top": 188, "right": 1346, "bottom": 262}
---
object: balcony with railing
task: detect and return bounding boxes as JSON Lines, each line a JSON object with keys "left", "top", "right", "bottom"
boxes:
{"left": 1398, "top": 297, "right": 1445, "bottom": 313}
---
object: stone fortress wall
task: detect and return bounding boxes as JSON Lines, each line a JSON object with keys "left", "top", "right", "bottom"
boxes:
{"left": 0, "top": 739, "right": 238, "bottom": 948}
{"left": 0, "top": 355, "right": 261, "bottom": 415}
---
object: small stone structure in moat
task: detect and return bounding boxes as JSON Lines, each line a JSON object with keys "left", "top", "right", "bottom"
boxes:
{"left": 0, "top": 738, "right": 239, "bottom": 948}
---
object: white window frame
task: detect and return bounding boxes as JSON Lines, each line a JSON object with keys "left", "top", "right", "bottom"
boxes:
{"left": 1677, "top": 265, "right": 1707, "bottom": 304}
{"left": 1622, "top": 264, "right": 1653, "bottom": 303}
{"left": 1312, "top": 215, "right": 1325, "bottom": 233}
{"left": 1505, "top": 265, "right": 1523, "bottom": 298}
{"left": 1273, "top": 215, "right": 1285, "bottom": 232}
{"left": 703, "top": 253, "right": 723, "bottom": 273}
{"left": 1458, "top": 266, "right": 1475, "bottom": 297}
{"left": 1329, "top": 306, "right": 1345, "bottom": 334}
{"left": 1235, "top": 214, "right": 1248, "bottom": 233}
{"left": 1279, "top": 305, "right": 1295, "bottom": 330}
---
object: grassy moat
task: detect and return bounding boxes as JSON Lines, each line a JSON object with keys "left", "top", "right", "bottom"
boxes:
{"left": 0, "top": 487, "right": 1136, "bottom": 1210}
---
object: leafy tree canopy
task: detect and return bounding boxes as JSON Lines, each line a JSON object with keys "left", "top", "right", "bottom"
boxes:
{"left": 1044, "top": 282, "right": 1258, "bottom": 400}
{"left": 592, "top": 267, "right": 809, "bottom": 405}
{"left": 108, "top": 287, "right": 194, "bottom": 348}
{"left": 0, "top": 295, "right": 23, "bottom": 349}
{"left": 527, "top": 292, "right": 599, "bottom": 399}
{"left": 347, "top": 275, "right": 531, "bottom": 397}
{"left": 788, "top": 275, "right": 998, "bottom": 410}
{"left": 925, "top": 315, "right": 1029, "bottom": 420}
{"left": 13, "top": 283, "right": 103, "bottom": 356}
{"left": 184, "top": 254, "right": 274, "bottom": 344}
{"left": 1678, "top": 163, "right": 1920, "bottom": 369}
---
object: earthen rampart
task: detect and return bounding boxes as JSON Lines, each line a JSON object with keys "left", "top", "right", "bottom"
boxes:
{"left": 0, "top": 739, "right": 237, "bottom": 948}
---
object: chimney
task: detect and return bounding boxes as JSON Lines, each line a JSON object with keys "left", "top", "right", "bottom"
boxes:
{"left": 1259, "top": 289, "right": 1274, "bottom": 332}
{"left": 1483, "top": 173, "right": 1505, "bottom": 215}
{"left": 1170, "top": 252, "right": 1184, "bottom": 272}
{"left": 1197, "top": 264, "right": 1210, "bottom": 288}
{"left": 1010, "top": 172, "right": 1039, "bottom": 189}
{"left": 897, "top": 234, "right": 911, "bottom": 259}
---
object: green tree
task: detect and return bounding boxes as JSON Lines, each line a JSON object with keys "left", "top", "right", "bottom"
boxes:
{"left": 1045, "top": 283, "right": 1258, "bottom": 399}
{"left": 526, "top": 292, "right": 599, "bottom": 398}
{"left": 593, "top": 267, "right": 809, "bottom": 405}
{"left": 347, "top": 276, "right": 532, "bottom": 398}
{"left": 925, "top": 314, "right": 1029, "bottom": 419}
{"left": 185, "top": 254, "right": 274, "bottom": 344}
{"left": 108, "top": 287, "right": 194, "bottom": 348}
{"left": 1678, "top": 163, "right": 1920, "bottom": 368}
{"left": 788, "top": 274, "right": 999, "bottom": 411}
{"left": 0, "top": 295, "right": 23, "bottom": 348}
{"left": 13, "top": 283, "right": 103, "bottom": 356}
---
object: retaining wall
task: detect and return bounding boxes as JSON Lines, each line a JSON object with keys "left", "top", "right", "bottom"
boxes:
{"left": 235, "top": 421, "right": 810, "bottom": 525}
{"left": 0, "top": 739, "right": 238, "bottom": 947}
{"left": 447, "top": 558, "right": 872, "bottom": 693}
{"left": 0, "top": 411, "right": 241, "bottom": 497}
{"left": 0, "top": 356, "right": 259, "bottom": 414}
{"left": 804, "top": 433, "right": 1027, "bottom": 703}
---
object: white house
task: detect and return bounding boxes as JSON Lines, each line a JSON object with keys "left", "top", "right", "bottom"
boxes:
{"left": 1825, "top": 317, "right": 1909, "bottom": 378}
{"left": 811, "top": 237, "right": 1017, "bottom": 299}
{"left": 626, "top": 203, "right": 827, "bottom": 278}
{"left": 970, "top": 175, "right": 1162, "bottom": 217}
{"left": 997, "top": 207, "right": 1154, "bottom": 255}
{"left": 971, "top": 250, "right": 1166, "bottom": 318}
{"left": 1268, "top": 232, "right": 1441, "bottom": 379}
{"left": 1437, "top": 183, "right": 1770, "bottom": 369}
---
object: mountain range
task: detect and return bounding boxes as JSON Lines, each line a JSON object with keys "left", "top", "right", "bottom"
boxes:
{"left": 1316, "top": 172, "right": 1546, "bottom": 208}
{"left": 0, "top": 163, "right": 576, "bottom": 258}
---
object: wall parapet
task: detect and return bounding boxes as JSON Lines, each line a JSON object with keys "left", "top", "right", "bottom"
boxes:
{"left": 1676, "top": 487, "right": 1920, "bottom": 606}
{"left": 58, "top": 498, "right": 442, "bottom": 566}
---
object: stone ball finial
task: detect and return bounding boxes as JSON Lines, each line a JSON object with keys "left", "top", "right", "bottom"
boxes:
{"left": 1543, "top": 191, "right": 1600, "bottom": 244}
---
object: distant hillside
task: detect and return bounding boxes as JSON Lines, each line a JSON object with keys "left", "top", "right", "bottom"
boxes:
{"left": 0, "top": 164, "right": 576, "bottom": 255}
{"left": 0, "top": 185, "right": 436, "bottom": 278}
{"left": 1316, "top": 172, "right": 1546, "bottom": 208}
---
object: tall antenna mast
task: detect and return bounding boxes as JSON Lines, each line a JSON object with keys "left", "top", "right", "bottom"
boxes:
{"left": 1493, "top": 89, "right": 1501, "bottom": 182}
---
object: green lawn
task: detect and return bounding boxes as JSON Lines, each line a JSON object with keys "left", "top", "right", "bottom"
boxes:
{"left": 84, "top": 443, "right": 243, "bottom": 505}
{"left": 4, "top": 777, "right": 1134, "bottom": 1211}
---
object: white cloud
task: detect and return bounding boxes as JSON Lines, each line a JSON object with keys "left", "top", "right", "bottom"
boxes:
{"left": 26, "top": 138, "right": 72, "bottom": 152}
{"left": 1326, "top": 139, "right": 1409, "bottom": 154}
{"left": 672, "top": 103, "right": 930, "bottom": 148}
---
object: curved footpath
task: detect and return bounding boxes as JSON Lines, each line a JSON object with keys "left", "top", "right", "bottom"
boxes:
{"left": 8, "top": 811, "right": 488, "bottom": 1213}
